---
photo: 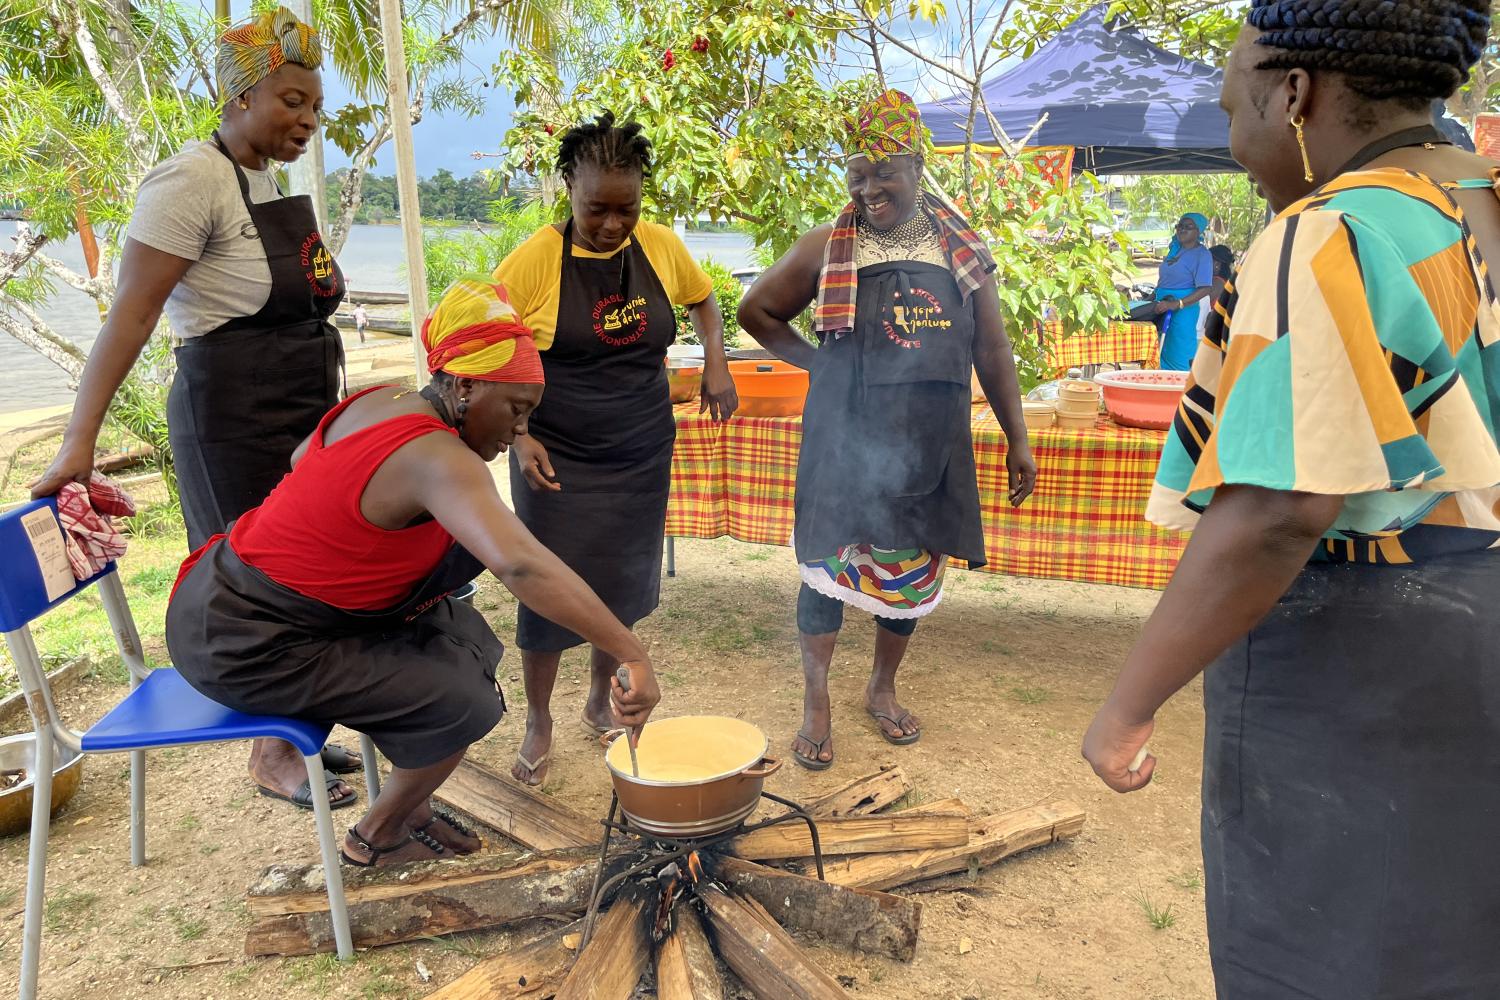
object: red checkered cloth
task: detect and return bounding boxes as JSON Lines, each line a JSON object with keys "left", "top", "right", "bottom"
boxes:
{"left": 667, "top": 405, "right": 1186, "bottom": 590}
{"left": 55, "top": 472, "right": 136, "bottom": 579}
{"left": 1041, "top": 320, "right": 1160, "bottom": 375}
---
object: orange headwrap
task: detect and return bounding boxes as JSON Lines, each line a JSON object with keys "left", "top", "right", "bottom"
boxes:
{"left": 421, "top": 276, "right": 544, "bottom": 383}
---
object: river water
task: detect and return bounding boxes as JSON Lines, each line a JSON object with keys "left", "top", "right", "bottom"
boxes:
{"left": 0, "top": 222, "right": 756, "bottom": 413}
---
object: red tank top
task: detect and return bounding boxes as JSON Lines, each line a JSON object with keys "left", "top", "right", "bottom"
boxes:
{"left": 220, "top": 385, "right": 457, "bottom": 610}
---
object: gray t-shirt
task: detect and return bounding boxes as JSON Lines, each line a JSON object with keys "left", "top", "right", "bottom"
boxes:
{"left": 126, "top": 141, "right": 282, "bottom": 339}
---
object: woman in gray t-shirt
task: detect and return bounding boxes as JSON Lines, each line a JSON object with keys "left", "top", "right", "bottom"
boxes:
{"left": 31, "top": 8, "right": 360, "bottom": 811}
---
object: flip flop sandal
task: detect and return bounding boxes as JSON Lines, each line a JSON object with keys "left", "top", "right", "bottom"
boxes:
{"left": 579, "top": 716, "right": 613, "bottom": 740}
{"left": 319, "top": 743, "right": 364, "bottom": 775}
{"left": 414, "top": 810, "right": 482, "bottom": 854}
{"left": 792, "top": 730, "right": 834, "bottom": 771}
{"left": 258, "top": 774, "right": 357, "bottom": 811}
{"left": 514, "top": 751, "right": 549, "bottom": 787}
{"left": 869, "top": 710, "right": 921, "bottom": 746}
{"left": 340, "top": 823, "right": 446, "bottom": 867}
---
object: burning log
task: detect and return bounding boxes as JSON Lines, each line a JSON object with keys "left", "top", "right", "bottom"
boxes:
{"left": 434, "top": 759, "right": 599, "bottom": 851}
{"left": 813, "top": 799, "right": 1086, "bottom": 892}
{"left": 699, "top": 883, "right": 851, "bottom": 999}
{"left": 729, "top": 812, "right": 969, "bottom": 860}
{"left": 244, "top": 849, "right": 623, "bottom": 957}
{"left": 425, "top": 919, "right": 582, "bottom": 999}
{"left": 704, "top": 853, "right": 921, "bottom": 961}
{"left": 555, "top": 881, "right": 654, "bottom": 1000}
{"left": 654, "top": 905, "right": 724, "bottom": 1000}
{"left": 803, "top": 766, "right": 913, "bottom": 817}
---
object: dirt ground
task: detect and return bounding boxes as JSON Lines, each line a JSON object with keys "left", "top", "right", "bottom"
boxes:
{"left": 0, "top": 515, "right": 1214, "bottom": 1000}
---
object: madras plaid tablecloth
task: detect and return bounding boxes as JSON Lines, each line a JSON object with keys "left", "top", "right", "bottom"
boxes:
{"left": 1041, "top": 320, "right": 1160, "bottom": 373}
{"left": 667, "top": 405, "right": 1186, "bottom": 590}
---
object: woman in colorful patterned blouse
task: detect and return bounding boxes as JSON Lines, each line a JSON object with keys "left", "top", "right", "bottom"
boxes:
{"left": 1083, "top": 1, "right": 1500, "bottom": 995}
{"left": 740, "top": 91, "right": 1036, "bottom": 770}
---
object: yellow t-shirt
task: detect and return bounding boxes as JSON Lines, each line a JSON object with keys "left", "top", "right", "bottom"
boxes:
{"left": 493, "top": 221, "right": 714, "bottom": 351}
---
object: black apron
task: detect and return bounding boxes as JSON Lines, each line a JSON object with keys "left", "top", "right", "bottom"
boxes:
{"left": 509, "top": 221, "right": 677, "bottom": 651}
{"left": 167, "top": 537, "right": 505, "bottom": 770}
{"left": 167, "top": 134, "right": 345, "bottom": 550}
{"left": 794, "top": 260, "right": 986, "bottom": 567}
{"left": 1201, "top": 554, "right": 1500, "bottom": 998}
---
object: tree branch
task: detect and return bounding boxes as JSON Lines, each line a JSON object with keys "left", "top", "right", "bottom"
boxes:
{"left": 0, "top": 292, "right": 87, "bottom": 383}
{"left": 51, "top": 0, "right": 153, "bottom": 174}
{"left": 0, "top": 230, "right": 49, "bottom": 286}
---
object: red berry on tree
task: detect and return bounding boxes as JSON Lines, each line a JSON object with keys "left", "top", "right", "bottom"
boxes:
{"left": 692, "top": 35, "right": 709, "bottom": 52}
{"left": 662, "top": 48, "right": 676, "bottom": 70}
{"left": 543, "top": 124, "right": 555, "bottom": 135}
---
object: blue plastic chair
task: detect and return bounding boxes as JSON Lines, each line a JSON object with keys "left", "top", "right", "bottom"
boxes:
{"left": 1, "top": 498, "right": 372, "bottom": 1000}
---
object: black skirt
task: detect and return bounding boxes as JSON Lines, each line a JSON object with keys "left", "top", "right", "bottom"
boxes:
{"left": 165, "top": 539, "right": 505, "bottom": 769}
{"left": 1201, "top": 554, "right": 1500, "bottom": 999}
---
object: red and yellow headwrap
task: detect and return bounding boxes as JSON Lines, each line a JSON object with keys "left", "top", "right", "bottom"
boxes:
{"left": 421, "top": 276, "right": 545, "bottom": 384}
{"left": 843, "top": 89, "right": 930, "bottom": 163}
{"left": 217, "top": 6, "right": 321, "bottom": 103}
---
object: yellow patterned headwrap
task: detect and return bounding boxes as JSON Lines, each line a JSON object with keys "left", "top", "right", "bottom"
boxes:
{"left": 217, "top": 6, "right": 322, "bottom": 103}
{"left": 421, "top": 276, "right": 544, "bottom": 383}
{"left": 843, "top": 89, "right": 930, "bottom": 163}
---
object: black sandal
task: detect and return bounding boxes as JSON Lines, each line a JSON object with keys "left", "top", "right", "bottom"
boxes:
{"left": 413, "top": 810, "right": 480, "bottom": 854}
{"left": 340, "top": 823, "right": 447, "bottom": 867}
{"left": 319, "top": 743, "right": 364, "bottom": 775}
{"left": 258, "top": 774, "right": 357, "bottom": 811}
{"left": 792, "top": 730, "right": 835, "bottom": 771}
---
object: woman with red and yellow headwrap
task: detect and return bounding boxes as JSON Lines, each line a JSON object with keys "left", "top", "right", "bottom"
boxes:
{"left": 165, "top": 277, "right": 660, "bottom": 867}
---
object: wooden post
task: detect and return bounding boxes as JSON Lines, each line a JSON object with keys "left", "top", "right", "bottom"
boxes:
{"left": 433, "top": 759, "right": 600, "bottom": 851}
{"left": 425, "top": 919, "right": 582, "bottom": 999}
{"left": 654, "top": 905, "right": 723, "bottom": 1000}
{"left": 376, "top": 0, "right": 430, "bottom": 378}
{"left": 243, "top": 849, "right": 620, "bottom": 956}
{"left": 705, "top": 853, "right": 921, "bottom": 962}
{"left": 814, "top": 799, "right": 1086, "bottom": 892}
{"left": 285, "top": 0, "right": 327, "bottom": 234}
{"left": 729, "top": 813, "right": 970, "bottom": 860}
{"left": 554, "top": 882, "right": 653, "bottom": 1000}
{"left": 804, "top": 766, "right": 913, "bottom": 818}
{"left": 698, "top": 884, "right": 850, "bottom": 999}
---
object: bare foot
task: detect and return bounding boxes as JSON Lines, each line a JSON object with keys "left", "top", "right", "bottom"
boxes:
{"left": 252, "top": 738, "right": 354, "bottom": 805}
{"left": 865, "top": 685, "right": 921, "bottom": 742}
{"left": 341, "top": 825, "right": 448, "bottom": 867}
{"left": 407, "top": 801, "right": 481, "bottom": 854}
{"left": 512, "top": 713, "right": 552, "bottom": 786}
{"left": 792, "top": 696, "right": 834, "bottom": 767}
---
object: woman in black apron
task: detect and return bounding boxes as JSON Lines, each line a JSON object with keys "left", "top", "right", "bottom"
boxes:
{"left": 1084, "top": 7, "right": 1500, "bottom": 995}
{"left": 738, "top": 91, "right": 1036, "bottom": 770}
{"left": 32, "top": 9, "right": 358, "bottom": 809}
{"left": 495, "top": 113, "right": 737, "bottom": 785}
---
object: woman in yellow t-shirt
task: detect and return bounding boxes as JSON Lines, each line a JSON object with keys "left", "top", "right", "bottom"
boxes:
{"left": 493, "top": 112, "right": 737, "bottom": 785}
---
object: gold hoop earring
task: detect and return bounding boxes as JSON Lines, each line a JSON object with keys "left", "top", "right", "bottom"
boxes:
{"left": 1291, "top": 114, "right": 1314, "bottom": 184}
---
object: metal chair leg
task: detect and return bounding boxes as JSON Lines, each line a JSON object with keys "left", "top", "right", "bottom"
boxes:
{"left": 304, "top": 753, "right": 354, "bottom": 960}
{"left": 19, "top": 730, "right": 54, "bottom": 1000}
{"left": 129, "top": 749, "right": 145, "bottom": 867}
{"left": 358, "top": 733, "right": 380, "bottom": 800}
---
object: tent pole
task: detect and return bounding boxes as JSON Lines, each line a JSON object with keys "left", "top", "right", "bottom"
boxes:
{"left": 285, "top": 0, "right": 327, "bottom": 234}
{"left": 377, "top": 0, "right": 431, "bottom": 380}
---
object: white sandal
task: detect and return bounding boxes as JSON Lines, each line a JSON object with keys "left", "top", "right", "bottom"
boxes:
{"left": 514, "top": 751, "right": 549, "bottom": 786}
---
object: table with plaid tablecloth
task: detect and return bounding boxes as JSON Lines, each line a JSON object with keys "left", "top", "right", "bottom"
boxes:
{"left": 1041, "top": 320, "right": 1160, "bottom": 374}
{"left": 667, "top": 404, "right": 1186, "bottom": 590}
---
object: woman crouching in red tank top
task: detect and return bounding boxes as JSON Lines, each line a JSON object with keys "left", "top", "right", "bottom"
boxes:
{"left": 166, "top": 276, "right": 661, "bottom": 867}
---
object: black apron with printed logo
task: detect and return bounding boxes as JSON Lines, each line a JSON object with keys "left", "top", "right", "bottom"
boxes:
{"left": 793, "top": 260, "right": 986, "bottom": 567}
{"left": 509, "top": 221, "right": 677, "bottom": 651}
{"left": 167, "top": 134, "right": 345, "bottom": 550}
{"left": 167, "top": 536, "right": 504, "bottom": 770}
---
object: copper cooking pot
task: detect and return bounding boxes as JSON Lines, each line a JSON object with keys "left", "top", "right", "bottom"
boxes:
{"left": 605, "top": 716, "right": 782, "bottom": 838}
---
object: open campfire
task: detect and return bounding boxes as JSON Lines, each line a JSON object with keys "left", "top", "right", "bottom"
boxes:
{"left": 243, "top": 761, "right": 1085, "bottom": 998}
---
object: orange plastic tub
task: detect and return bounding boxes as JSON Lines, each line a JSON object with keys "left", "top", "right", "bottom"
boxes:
{"left": 728, "top": 359, "right": 809, "bottom": 417}
{"left": 1094, "top": 370, "right": 1188, "bottom": 430}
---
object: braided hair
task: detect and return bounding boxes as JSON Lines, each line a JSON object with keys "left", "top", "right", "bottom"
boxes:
{"left": 555, "top": 111, "right": 653, "bottom": 182}
{"left": 1247, "top": 0, "right": 1491, "bottom": 107}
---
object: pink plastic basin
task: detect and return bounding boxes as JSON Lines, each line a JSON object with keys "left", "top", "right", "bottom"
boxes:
{"left": 1093, "top": 370, "right": 1187, "bottom": 430}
